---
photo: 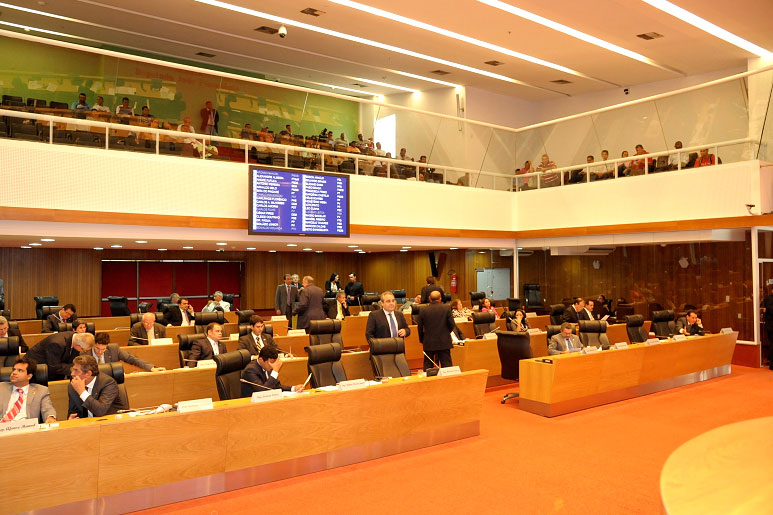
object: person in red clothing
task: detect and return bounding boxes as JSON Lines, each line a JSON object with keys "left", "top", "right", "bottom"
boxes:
{"left": 200, "top": 101, "right": 219, "bottom": 136}
{"left": 631, "top": 144, "right": 653, "bottom": 175}
{"left": 693, "top": 148, "right": 716, "bottom": 167}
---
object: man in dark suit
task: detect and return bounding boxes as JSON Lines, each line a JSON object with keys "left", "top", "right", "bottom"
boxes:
{"left": 675, "top": 310, "right": 706, "bottom": 336}
{"left": 562, "top": 297, "right": 589, "bottom": 324}
{"left": 0, "top": 315, "right": 27, "bottom": 353}
{"left": 417, "top": 291, "right": 455, "bottom": 369}
{"left": 67, "top": 355, "right": 127, "bottom": 418}
{"left": 240, "top": 346, "right": 303, "bottom": 397}
{"left": 41, "top": 303, "right": 76, "bottom": 333}
{"left": 238, "top": 315, "right": 280, "bottom": 356}
{"left": 420, "top": 276, "right": 445, "bottom": 304}
{"left": 274, "top": 274, "right": 299, "bottom": 329}
{"left": 548, "top": 323, "right": 584, "bottom": 355}
{"left": 345, "top": 272, "right": 364, "bottom": 305}
{"left": 366, "top": 291, "right": 411, "bottom": 342}
{"left": 25, "top": 331, "right": 94, "bottom": 380}
{"left": 294, "top": 276, "right": 327, "bottom": 331}
{"left": 189, "top": 323, "right": 227, "bottom": 366}
{"left": 129, "top": 313, "right": 167, "bottom": 345}
{"left": 86, "top": 332, "right": 164, "bottom": 372}
{"left": 325, "top": 291, "right": 351, "bottom": 320}
{"left": 0, "top": 357, "right": 57, "bottom": 423}
{"left": 164, "top": 297, "right": 195, "bottom": 327}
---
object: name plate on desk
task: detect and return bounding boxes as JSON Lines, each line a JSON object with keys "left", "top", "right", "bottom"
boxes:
{"left": 338, "top": 378, "right": 368, "bottom": 391}
{"left": 483, "top": 332, "right": 497, "bottom": 340}
{"left": 613, "top": 342, "right": 629, "bottom": 350}
{"left": 150, "top": 337, "right": 173, "bottom": 346}
{"left": 527, "top": 328, "right": 543, "bottom": 335}
{"left": 438, "top": 366, "right": 462, "bottom": 377}
{"left": 454, "top": 317, "right": 468, "bottom": 324}
{"left": 271, "top": 315, "right": 287, "bottom": 321}
{"left": 672, "top": 334, "right": 687, "bottom": 341}
{"left": 197, "top": 359, "right": 217, "bottom": 369}
{"left": 177, "top": 398, "right": 213, "bottom": 413}
{"left": 720, "top": 327, "right": 733, "bottom": 334}
{"left": 0, "top": 418, "right": 38, "bottom": 436}
{"left": 251, "top": 389, "right": 283, "bottom": 403}
{"left": 525, "top": 312, "right": 537, "bottom": 318}
{"left": 287, "top": 329, "right": 306, "bottom": 336}
{"left": 645, "top": 338, "right": 661, "bottom": 346}
{"left": 358, "top": 311, "right": 371, "bottom": 316}
{"left": 582, "top": 346, "right": 600, "bottom": 354}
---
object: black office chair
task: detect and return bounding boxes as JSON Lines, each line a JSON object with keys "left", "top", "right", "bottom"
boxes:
{"left": 137, "top": 302, "right": 153, "bottom": 314}
{"left": 98, "top": 362, "right": 129, "bottom": 410}
{"left": 507, "top": 298, "right": 523, "bottom": 311}
{"left": 369, "top": 338, "right": 410, "bottom": 378}
{"left": 0, "top": 337, "right": 21, "bottom": 367}
{"left": 129, "top": 312, "right": 166, "bottom": 326}
{"left": 626, "top": 315, "right": 648, "bottom": 343}
{"left": 40, "top": 305, "right": 65, "bottom": 323}
{"left": 411, "top": 303, "right": 428, "bottom": 317}
{"left": 578, "top": 320, "right": 610, "bottom": 350}
{"left": 34, "top": 297, "right": 60, "bottom": 319}
{"left": 469, "top": 292, "right": 485, "bottom": 308}
{"left": 305, "top": 342, "right": 347, "bottom": 388}
{"left": 214, "top": 349, "right": 252, "bottom": 400}
{"left": 107, "top": 296, "right": 131, "bottom": 316}
{"left": 615, "top": 303, "right": 635, "bottom": 319}
{"left": 156, "top": 297, "right": 172, "bottom": 314}
{"left": 391, "top": 290, "right": 407, "bottom": 304}
{"left": 549, "top": 304, "right": 565, "bottom": 325}
{"left": 235, "top": 309, "right": 254, "bottom": 324}
{"left": 57, "top": 322, "right": 95, "bottom": 335}
{"left": 523, "top": 284, "right": 542, "bottom": 310}
{"left": 194, "top": 311, "right": 226, "bottom": 333}
{"left": 222, "top": 294, "right": 235, "bottom": 309}
{"left": 472, "top": 312, "right": 497, "bottom": 337}
{"left": 177, "top": 333, "right": 208, "bottom": 368}
{"left": 308, "top": 319, "right": 343, "bottom": 346}
{"left": 496, "top": 331, "right": 533, "bottom": 404}
{"left": 442, "top": 293, "right": 452, "bottom": 303}
{"left": 359, "top": 294, "right": 380, "bottom": 311}
{"left": 651, "top": 310, "right": 676, "bottom": 339}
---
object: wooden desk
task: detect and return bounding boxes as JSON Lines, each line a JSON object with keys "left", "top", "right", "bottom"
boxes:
{"left": 519, "top": 332, "right": 738, "bottom": 417}
{"left": 2, "top": 370, "right": 487, "bottom": 514}
{"left": 278, "top": 351, "right": 375, "bottom": 385}
{"left": 16, "top": 319, "right": 42, "bottom": 334}
{"left": 166, "top": 325, "right": 195, "bottom": 342}
{"left": 527, "top": 315, "right": 550, "bottom": 331}
{"left": 341, "top": 315, "right": 369, "bottom": 349}
{"left": 80, "top": 316, "right": 131, "bottom": 330}
{"left": 660, "top": 416, "right": 773, "bottom": 514}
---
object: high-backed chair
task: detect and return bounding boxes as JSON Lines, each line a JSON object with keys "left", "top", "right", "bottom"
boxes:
{"left": 57, "top": 322, "right": 95, "bottom": 335}
{"left": 41, "top": 306, "right": 65, "bottom": 323}
{"left": 305, "top": 343, "right": 347, "bottom": 388}
{"left": 129, "top": 312, "right": 166, "bottom": 326}
{"left": 0, "top": 363, "right": 49, "bottom": 386}
{"left": 507, "top": 298, "right": 522, "bottom": 311}
{"left": 177, "top": 333, "right": 208, "bottom": 368}
{"left": 0, "top": 310, "right": 10, "bottom": 320}
{"left": 97, "top": 362, "right": 128, "bottom": 410}
{"left": 359, "top": 294, "right": 380, "bottom": 311}
{"left": 34, "top": 296, "right": 59, "bottom": 319}
{"left": 523, "top": 284, "right": 542, "bottom": 309}
{"left": 222, "top": 294, "right": 235, "bottom": 309}
{"left": 0, "top": 337, "right": 21, "bottom": 367}
{"left": 626, "top": 315, "right": 648, "bottom": 343}
{"left": 615, "top": 303, "right": 635, "bottom": 319}
{"left": 107, "top": 296, "right": 131, "bottom": 316}
{"left": 578, "top": 320, "right": 610, "bottom": 350}
{"left": 194, "top": 311, "right": 226, "bottom": 333}
{"left": 137, "top": 302, "right": 153, "bottom": 313}
{"left": 236, "top": 309, "right": 254, "bottom": 324}
{"left": 369, "top": 338, "right": 410, "bottom": 378}
{"left": 156, "top": 297, "right": 172, "bottom": 314}
{"left": 651, "top": 310, "right": 676, "bottom": 339}
{"left": 411, "top": 303, "right": 428, "bottom": 318}
{"left": 496, "top": 331, "right": 533, "bottom": 403}
{"left": 214, "top": 349, "right": 252, "bottom": 400}
{"left": 391, "top": 290, "right": 406, "bottom": 304}
{"left": 549, "top": 304, "right": 565, "bottom": 325}
{"left": 308, "top": 319, "right": 343, "bottom": 346}
{"left": 545, "top": 324, "right": 575, "bottom": 347}
{"left": 469, "top": 291, "right": 486, "bottom": 308}
{"left": 472, "top": 312, "right": 497, "bottom": 337}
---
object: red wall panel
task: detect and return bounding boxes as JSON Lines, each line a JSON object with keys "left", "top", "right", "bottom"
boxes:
{"left": 209, "top": 262, "right": 243, "bottom": 310}
{"left": 101, "top": 262, "right": 137, "bottom": 316}
{"left": 174, "top": 262, "right": 208, "bottom": 311}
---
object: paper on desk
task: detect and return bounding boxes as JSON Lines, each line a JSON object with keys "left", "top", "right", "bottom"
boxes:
{"left": 316, "top": 385, "right": 338, "bottom": 392}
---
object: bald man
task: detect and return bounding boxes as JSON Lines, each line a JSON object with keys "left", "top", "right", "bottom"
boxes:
{"left": 129, "top": 313, "right": 166, "bottom": 345}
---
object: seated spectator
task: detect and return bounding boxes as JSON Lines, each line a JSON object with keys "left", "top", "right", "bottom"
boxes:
{"left": 675, "top": 310, "right": 705, "bottom": 335}
{"left": 480, "top": 298, "right": 498, "bottom": 318}
{"left": 240, "top": 346, "right": 304, "bottom": 397}
{"left": 451, "top": 299, "right": 473, "bottom": 319}
{"left": 282, "top": 124, "right": 293, "bottom": 136}
{"left": 568, "top": 156, "right": 591, "bottom": 184}
{"left": 0, "top": 315, "right": 27, "bottom": 352}
{"left": 67, "top": 355, "right": 127, "bottom": 418}
{"left": 668, "top": 141, "right": 685, "bottom": 170}
{"left": 91, "top": 95, "right": 110, "bottom": 113}
{"left": 88, "top": 332, "right": 164, "bottom": 371}
{"left": 240, "top": 123, "right": 255, "bottom": 140}
{"left": 326, "top": 291, "right": 350, "bottom": 320}
{"left": 353, "top": 133, "right": 367, "bottom": 150}
{"left": 693, "top": 148, "right": 717, "bottom": 168}
{"left": 71, "top": 92, "right": 90, "bottom": 111}
{"left": 536, "top": 154, "right": 559, "bottom": 187}
{"left": 177, "top": 117, "right": 197, "bottom": 156}
{"left": 129, "top": 313, "right": 167, "bottom": 345}
{"left": 398, "top": 147, "right": 413, "bottom": 162}
{"left": 115, "top": 97, "right": 134, "bottom": 116}
{"left": 42, "top": 304, "right": 76, "bottom": 333}
{"left": 516, "top": 160, "right": 535, "bottom": 190}
{"left": 334, "top": 133, "right": 348, "bottom": 148}
{"left": 374, "top": 142, "right": 386, "bottom": 157}
{"left": 631, "top": 144, "right": 653, "bottom": 175}
{"left": 202, "top": 291, "right": 231, "bottom": 312}
{"left": 596, "top": 150, "right": 615, "bottom": 180}
{"left": 617, "top": 150, "right": 632, "bottom": 176}
{"left": 685, "top": 151, "right": 699, "bottom": 168}
{"left": 137, "top": 106, "right": 154, "bottom": 126}
{"left": 347, "top": 141, "right": 361, "bottom": 154}
{"left": 1, "top": 357, "right": 56, "bottom": 423}
{"left": 165, "top": 297, "right": 195, "bottom": 327}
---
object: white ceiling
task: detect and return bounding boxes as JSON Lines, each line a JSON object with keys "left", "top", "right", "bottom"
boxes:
{"left": 0, "top": 0, "right": 770, "bottom": 101}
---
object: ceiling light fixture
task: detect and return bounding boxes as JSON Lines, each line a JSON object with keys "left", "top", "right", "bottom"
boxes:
{"left": 303, "top": 247, "right": 313, "bottom": 251}
{"left": 450, "top": 247, "right": 458, "bottom": 250}
{"left": 216, "top": 242, "right": 228, "bottom": 246}
{"left": 246, "top": 247, "right": 256, "bottom": 250}
{"left": 316, "top": 250, "right": 324, "bottom": 254}
{"left": 347, "top": 245, "right": 358, "bottom": 248}
{"left": 28, "top": 243, "right": 42, "bottom": 246}
{"left": 402, "top": 246, "right": 412, "bottom": 249}
{"left": 135, "top": 240, "right": 147, "bottom": 243}
{"left": 93, "top": 247, "right": 103, "bottom": 250}
{"left": 183, "top": 246, "right": 194, "bottom": 249}
{"left": 352, "top": 76, "right": 418, "bottom": 93}
{"left": 640, "top": 0, "right": 773, "bottom": 57}
{"left": 110, "top": 244, "right": 122, "bottom": 248}
{"left": 158, "top": 248, "right": 167, "bottom": 251}
{"left": 20, "top": 245, "right": 32, "bottom": 249}
{"left": 41, "top": 238, "right": 55, "bottom": 242}
{"left": 399, "top": 249, "right": 408, "bottom": 252}
{"left": 287, "top": 243, "right": 298, "bottom": 247}
{"left": 269, "top": 250, "right": 277, "bottom": 253}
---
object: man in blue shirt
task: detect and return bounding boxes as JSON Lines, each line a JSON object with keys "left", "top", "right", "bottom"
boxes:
{"left": 71, "top": 92, "right": 90, "bottom": 110}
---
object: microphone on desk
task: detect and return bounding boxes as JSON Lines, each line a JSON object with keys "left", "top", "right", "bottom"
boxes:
{"left": 423, "top": 351, "right": 440, "bottom": 369}
{"left": 152, "top": 403, "right": 173, "bottom": 414}
{"left": 240, "top": 378, "right": 273, "bottom": 391}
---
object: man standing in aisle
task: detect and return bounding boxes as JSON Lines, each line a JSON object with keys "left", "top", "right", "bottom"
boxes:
{"left": 417, "top": 291, "right": 454, "bottom": 369}
{"left": 294, "top": 276, "right": 326, "bottom": 331}
{"left": 275, "top": 274, "right": 299, "bottom": 329}
{"left": 365, "top": 291, "right": 410, "bottom": 342}
{"left": 200, "top": 100, "right": 219, "bottom": 136}
{"left": 345, "top": 272, "right": 364, "bottom": 305}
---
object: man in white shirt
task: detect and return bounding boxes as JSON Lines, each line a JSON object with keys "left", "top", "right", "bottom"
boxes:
{"left": 189, "top": 323, "right": 227, "bottom": 365}
{"left": 67, "top": 355, "right": 127, "bottom": 418}
{"left": 0, "top": 357, "right": 56, "bottom": 424}
{"left": 668, "top": 140, "right": 685, "bottom": 170}
{"left": 91, "top": 96, "right": 110, "bottom": 113}
{"left": 202, "top": 291, "right": 230, "bottom": 312}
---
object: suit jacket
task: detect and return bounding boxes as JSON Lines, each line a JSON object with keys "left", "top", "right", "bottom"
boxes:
{"left": 344, "top": 281, "right": 364, "bottom": 303}
{"left": 417, "top": 302, "right": 455, "bottom": 351}
{"left": 548, "top": 333, "right": 584, "bottom": 355}
{"left": 294, "top": 284, "right": 327, "bottom": 330}
{"left": 129, "top": 322, "right": 167, "bottom": 345}
{"left": 420, "top": 284, "right": 445, "bottom": 304}
{"left": 365, "top": 309, "right": 411, "bottom": 342}
{"left": 164, "top": 305, "right": 196, "bottom": 326}
{"left": 42, "top": 313, "right": 74, "bottom": 333}
{"left": 675, "top": 317, "right": 705, "bottom": 336}
{"left": 4, "top": 326, "right": 27, "bottom": 353}
{"left": 324, "top": 299, "right": 350, "bottom": 319}
{"left": 240, "top": 361, "right": 290, "bottom": 397}
{"left": 24, "top": 331, "right": 78, "bottom": 380}
{"left": 238, "top": 332, "right": 278, "bottom": 356}
{"left": 199, "top": 107, "right": 219, "bottom": 132}
{"left": 561, "top": 306, "right": 590, "bottom": 324}
{"left": 189, "top": 338, "right": 227, "bottom": 365}
{"left": 274, "top": 283, "right": 299, "bottom": 313}
{"left": 0, "top": 382, "right": 56, "bottom": 422}
{"left": 67, "top": 373, "right": 127, "bottom": 418}
{"left": 84, "top": 344, "right": 153, "bottom": 371}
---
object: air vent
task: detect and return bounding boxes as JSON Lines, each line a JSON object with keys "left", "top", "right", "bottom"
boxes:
{"left": 196, "top": 52, "right": 216, "bottom": 58}
{"left": 255, "top": 26, "right": 279, "bottom": 35}
{"left": 430, "top": 70, "right": 450, "bottom": 76}
{"left": 636, "top": 32, "right": 663, "bottom": 40}
{"left": 550, "top": 79, "right": 572, "bottom": 85}
{"left": 484, "top": 60, "right": 504, "bottom": 66}
{"left": 351, "top": 83, "right": 368, "bottom": 88}
{"left": 300, "top": 7, "right": 325, "bottom": 16}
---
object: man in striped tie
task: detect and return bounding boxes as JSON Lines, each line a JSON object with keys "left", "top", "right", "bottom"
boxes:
{"left": 0, "top": 357, "right": 57, "bottom": 424}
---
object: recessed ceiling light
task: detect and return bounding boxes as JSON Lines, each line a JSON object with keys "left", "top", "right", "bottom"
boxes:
{"left": 135, "top": 240, "right": 147, "bottom": 243}
{"left": 40, "top": 238, "right": 55, "bottom": 242}
{"left": 110, "top": 244, "right": 122, "bottom": 248}
{"left": 358, "top": 250, "right": 366, "bottom": 253}
{"left": 93, "top": 247, "right": 103, "bottom": 250}
{"left": 287, "top": 243, "right": 297, "bottom": 247}
{"left": 183, "top": 246, "right": 194, "bottom": 249}
{"left": 158, "top": 248, "right": 167, "bottom": 251}
{"left": 399, "top": 249, "right": 408, "bottom": 252}
{"left": 450, "top": 247, "right": 458, "bottom": 250}
{"left": 347, "top": 245, "right": 358, "bottom": 248}
{"left": 303, "top": 247, "right": 313, "bottom": 251}
{"left": 28, "top": 243, "right": 42, "bottom": 246}
{"left": 478, "top": 251, "right": 486, "bottom": 254}
{"left": 216, "top": 242, "right": 228, "bottom": 246}
{"left": 315, "top": 250, "right": 324, "bottom": 254}
{"left": 402, "top": 246, "right": 412, "bottom": 249}
{"left": 20, "top": 245, "right": 32, "bottom": 249}
{"left": 246, "top": 247, "right": 256, "bottom": 250}
{"left": 268, "top": 250, "right": 277, "bottom": 253}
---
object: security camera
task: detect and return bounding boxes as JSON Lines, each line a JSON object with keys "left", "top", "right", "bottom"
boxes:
{"left": 623, "top": 88, "right": 629, "bottom": 95}
{"left": 746, "top": 203, "right": 756, "bottom": 214}
{"left": 278, "top": 25, "right": 287, "bottom": 38}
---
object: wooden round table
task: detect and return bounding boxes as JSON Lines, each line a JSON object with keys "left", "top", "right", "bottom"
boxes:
{"left": 660, "top": 416, "right": 773, "bottom": 514}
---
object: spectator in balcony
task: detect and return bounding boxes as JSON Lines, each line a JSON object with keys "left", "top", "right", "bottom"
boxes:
{"left": 598, "top": 150, "right": 615, "bottom": 180}
{"left": 536, "top": 153, "right": 559, "bottom": 188}
{"left": 631, "top": 144, "right": 653, "bottom": 175}
{"left": 398, "top": 147, "right": 413, "bottom": 162}
{"left": 374, "top": 142, "right": 386, "bottom": 157}
{"left": 115, "top": 97, "right": 134, "bottom": 116}
{"left": 347, "top": 141, "right": 361, "bottom": 154}
{"left": 516, "top": 160, "right": 535, "bottom": 190}
{"left": 668, "top": 141, "right": 685, "bottom": 170}
{"left": 618, "top": 150, "right": 632, "bottom": 177}
{"left": 71, "top": 93, "right": 90, "bottom": 111}
{"left": 91, "top": 96, "right": 110, "bottom": 113}
{"left": 200, "top": 101, "right": 219, "bottom": 136}
{"left": 137, "top": 106, "right": 155, "bottom": 127}
{"left": 693, "top": 148, "right": 717, "bottom": 167}
{"left": 334, "top": 133, "right": 348, "bottom": 148}
{"left": 177, "top": 116, "right": 197, "bottom": 156}
{"left": 284, "top": 124, "right": 293, "bottom": 136}
{"left": 241, "top": 123, "right": 255, "bottom": 140}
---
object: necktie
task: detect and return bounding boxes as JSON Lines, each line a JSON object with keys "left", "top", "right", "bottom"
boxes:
{"left": 255, "top": 334, "right": 262, "bottom": 351}
{"left": 86, "top": 385, "right": 93, "bottom": 418}
{"left": 388, "top": 312, "right": 398, "bottom": 337}
{"left": 337, "top": 302, "right": 343, "bottom": 320}
{"left": 1, "top": 389, "right": 24, "bottom": 423}
{"left": 286, "top": 285, "right": 291, "bottom": 307}
{"left": 566, "top": 338, "right": 573, "bottom": 350}
{"left": 182, "top": 310, "right": 189, "bottom": 325}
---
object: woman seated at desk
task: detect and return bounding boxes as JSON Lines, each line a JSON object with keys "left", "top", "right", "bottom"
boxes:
{"left": 451, "top": 299, "right": 472, "bottom": 319}
{"left": 506, "top": 309, "right": 529, "bottom": 332}
{"left": 480, "top": 298, "right": 499, "bottom": 319}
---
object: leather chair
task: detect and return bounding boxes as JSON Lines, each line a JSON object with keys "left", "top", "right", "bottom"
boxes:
{"left": 308, "top": 319, "right": 343, "bottom": 346}
{"left": 472, "top": 312, "right": 497, "bottom": 337}
{"left": 469, "top": 291, "right": 485, "bottom": 308}
{"left": 137, "top": 302, "right": 153, "bottom": 313}
{"left": 651, "top": 310, "right": 676, "bottom": 338}
{"left": 615, "top": 303, "right": 635, "bottom": 319}
{"left": 496, "top": 331, "right": 533, "bottom": 403}
{"left": 0, "top": 337, "right": 21, "bottom": 367}
{"left": 156, "top": 297, "right": 172, "bottom": 314}
{"left": 305, "top": 343, "right": 347, "bottom": 388}
{"left": 107, "top": 296, "right": 131, "bottom": 316}
{"left": 214, "top": 349, "right": 251, "bottom": 400}
{"left": 41, "top": 305, "right": 65, "bottom": 322}
{"left": 507, "top": 298, "right": 523, "bottom": 311}
{"left": 411, "top": 303, "right": 428, "bottom": 317}
{"left": 545, "top": 324, "right": 576, "bottom": 349}
{"left": 442, "top": 293, "right": 452, "bottom": 303}
{"left": 578, "top": 320, "right": 610, "bottom": 350}
{"left": 391, "top": 290, "right": 407, "bottom": 304}
{"left": 359, "top": 294, "right": 380, "bottom": 311}
{"left": 0, "top": 363, "right": 49, "bottom": 386}
{"left": 369, "top": 337, "right": 410, "bottom": 378}
{"left": 626, "top": 315, "right": 648, "bottom": 343}
{"left": 98, "top": 362, "right": 129, "bottom": 410}
{"left": 194, "top": 311, "right": 226, "bottom": 333}
{"left": 177, "top": 333, "right": 208, "bottom": 368}
{"left": 34, "top": 296, "right": 59, "bottom": 319}
{"left": 523, "top": 283, "right": 542, "bottom": 309}
{"left": 235, "top": 309, "right": 254, "bottom": 324}
{"left": 57, "top": 322, "right": 95, "bottom": 335}
{"left": 222, "top": 294, "right": 235, "bottom": 308}
{"left": 549, "top": 304, "right": 565, "bottom": 325}
{"left": 129, "top": 312, "right": 166, "bottom": 326}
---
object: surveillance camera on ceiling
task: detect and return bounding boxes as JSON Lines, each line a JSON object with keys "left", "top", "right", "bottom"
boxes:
{"left": 278, "top": 25, "right": 287, "bottom": 38}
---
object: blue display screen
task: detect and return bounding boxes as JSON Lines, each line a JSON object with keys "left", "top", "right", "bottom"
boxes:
{"left": 248, "top": 166, "right": 349, "bottom": 237}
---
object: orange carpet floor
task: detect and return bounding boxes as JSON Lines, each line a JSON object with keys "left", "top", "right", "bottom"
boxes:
{"left": 141, "top": 366, "right": 773, "bottom": 515}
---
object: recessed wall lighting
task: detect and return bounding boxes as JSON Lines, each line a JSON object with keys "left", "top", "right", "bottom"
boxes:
{"left": 93, "top": 247, "right": 103, "bottom": 250}
{"left": 399, "top": 249, "right": 408, "bottom": 252}
{"left": 450, "top": 247, "right": 458, "bottom": 250}
{"left": 478, "top": 251, "right": 486, "bottom": 254}
{"left": 28, "top": 243, "right": 42, "bottom": 246}
{"left": 287, "top": 244, "right": 298, "bottom": 247}
{"left": 216, "top": 242, "right": 228, "bottom": 246}
{"left": 135, "top": 240, "right": 147, "bottom": 244}
{"left": 158, "top": 248, "right": 167, "bottom": 251}
{"left": 303, "top": 247, "right": 313, "bottom": 251}
{"left": 402, "top": 246, "right": 412, "bottom": 249}
{"left": 110, "top": 244, "right": 122, "bottom": 248}
{"left": 20, "top": 245, "right": 32, "bottom": 249}
{"left": 347, "top": 245, "right": 358, "bottom": 248}
{"left": 269, "top": 250, "right": 277, "bottom": 253}
{"left": 315, "top": 250, "right": 324, "bottom": 254}
{"left": 246, "top": 247, "right": 256, "bottom": 250}
{"left": 183, "top": 246, "right": 194, "bottom": 249}
{"left": 41, "top": 238, "right": 55, "bottom": 242}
